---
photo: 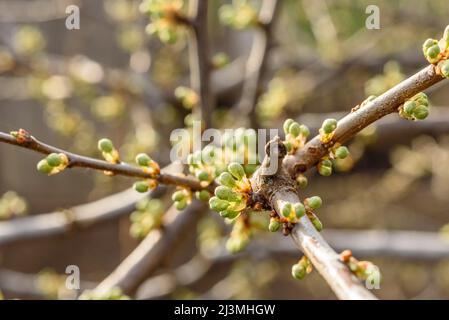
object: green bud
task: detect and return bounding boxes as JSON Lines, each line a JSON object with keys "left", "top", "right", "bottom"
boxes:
{"left": 172, "top": 190, "right": 185, "bottom": 202}
{"left": 46, "top": 153, "right": 62, "bottom": 167}
{"left": 196, "top": 190, "right": 210, "bottom": 202}
{"left": 283, "top": 119, "right": 294, "bottom": 135}
{"left": 288, "top": 122, "right": 301, "bottom": 137}
{"left": 215, "top": 186, "right": 241, "bottom": 202}
{"left": 426, "top": 45, "right": 440, "bottom": 62}
{"left": 439, "top": 60, "right": 449, "bottom": 78}
{"left": 228, "top": 162, "right": 246, "bottom": 181}
{"left": 135, "top": 153, "right": 152, "bottom": 166}
{"left": 443, "top": 26, "right": 449, "bottom": 49}
{"left": 322, "top": 119, "right": 337, "bottom": 134}
{"left": 422, "top": 38, "right": 438, "bottom": 54}
{"left": 281, "top": 202, "right": 292, "bottom": 218}
{"left": 209, "top": 196, "right": 230, "bottom": 211}
{"left": 37, "top": 159, "right": 52, "bottom": 174}
{"left": 403, "top": 100, "right": 417, "bottom": 115}
{"left": 284, "top": 141, "right": 293, "bottom": 153}
{"left": 294, "top": 203, "right": 306, "bottom": 218}
{"left": 413, "top": 105, "right": 429, "bottom": 120}
{"left": 291, "top": 263, "right": 306, "bottom": 280}
{"left": 98, "top": 138, "right": 114, "bottom": 153}
{"left": 318, "top": 160, "right": 332, "bottom": 176}
{"left": 175, "top": 199, "right": 187, "bottom": 210}
{"left": 217, "top": 172, "right": 237, "bottom": 188}
{"left": 133, "top": 181, "right": 149, "bottom": 193}
{"left": 299, "top": 125, "right": 310, "bottom": 137}
{"left": 296, "top": 175, "right": 308, "bottom": 189}
{"left": 305, "top": 196, "right": 322, "bottom": 210}
{"left": 196, "top": 170, "right": 210, "bottom": 182}
{"left": 335, "top": 146, "right": 349, "bottom": 159}
{"left": 268, "top": 218, "right": 281, "bottom": 232}
{"left": 220, "top": 209, "right": 240, "bottom": 219}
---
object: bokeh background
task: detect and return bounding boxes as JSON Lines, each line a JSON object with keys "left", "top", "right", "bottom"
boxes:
{"left": 1, "top": 0, "right": 449, "bottom": 299}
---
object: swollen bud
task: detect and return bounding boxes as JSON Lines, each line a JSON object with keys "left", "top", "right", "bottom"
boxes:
{"left": 413, "top": 105, "right": 429, "bottom": 120}
{"left": 135, "top": 153, "right": 152, "bottom": 167}
{"left": 268, "top": 218, "right": 281, "bottom": 232}
{"left": 209, "top": 196, "right": 230, "bottom": 212}
{"left": 403, "top": 100, "right": 417, "bottom": 116}
{"left": 299, "top": 125, "right": 310, "bottom": 138}
{"left": 294, "top": 203, "right": 305, "bottom": 218}
{"left": 310, "top": 215, "right": 323, "bottom": 231}
{"left": 215, "top": 186, "right": 241, "bottom": 202}
{"left": 281, "top": 202, "right": 293, "bottom": 218}
{"left": 196, "top": 170, "right": 210, "bottom": 182}
{"left": 46, "top": 153, "right": 62, "bottom": 167}
{"left": 195, "top": 190, "right": 210, "bottom": 202}
{"left": 217, "top": 172, "right": 237, "bottom": 188}
{"left": 228, "top": 162, "right": 246, "bottom": 181}
{"left": 288, "top": 122, "right": 301, "bottom": 137}
{"left": 98, "top": 138, "right": 114, "bottom": 153}
{"left": 335, "top": 146, "right": 349, "bottom": 159}
{"left": 291, "top": 263, "right": 306, "bottom": 280}
{"left": 220, "top": 209, "right": 240, "bottom": 219}
{"left": 172, "top": 190, "right": 185, "bottom": 202}
{"left": 318, "top": 159, "right": 332, "bottom": 176}
{"left": 321, "top": 119, "right": 337, "bottom": 134}
{"left": 283, "top": 119, "right": 294, "bottom": 135}
{"left": 305, "top": 196, "right": 322, "bottom": 210}
{"left": 133, "top": 181, "right": 149, "bottom": 193}
{"left": 439, "top": 60, "right": 449, "bottom": 78}
{"left": 425, "top": 45, "right": 440, "bottom": 63}
{"left": 175, "top": 199, "right": 187, "bottom": 210}
{"left": 296, "top": 175, "right": 308, "bottom": 189}
{"left": 37, "top": 159, "right": 52, "bottom": 174}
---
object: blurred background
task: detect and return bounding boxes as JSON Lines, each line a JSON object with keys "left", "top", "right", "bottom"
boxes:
{"left": 1, "top": 0, "right": 449, "bottom": 300}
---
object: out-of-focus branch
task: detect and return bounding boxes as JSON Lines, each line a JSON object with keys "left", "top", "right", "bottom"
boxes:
{"left": 188, "top": 0, "right": 214, "bottom": 129}
{"left": 0, "top": 163, "right": 180, "bottom": 247}
{"left": 231, "top": 0, "right": 280, "bottom": 128}
{"left": 0, "top": 131, "right": 214, "bottom": 192}
{"left": 93, "top": 200, "right": 207, "bottom": 296}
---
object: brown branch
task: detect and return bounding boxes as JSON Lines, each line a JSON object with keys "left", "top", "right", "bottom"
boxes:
{"left": 231, "top": 0, "right": 280, "bottom": 128}
{"left": 93, "top": 200, "right": 207, "bottom": 296}
{"left": 283, "top": 65, "right": 444, "bottom": 177}
{"left": 188, "top": 0, "right": 214, "bottom": 129}
{"left": 0, "top": 131, "right": 214, "bottom": 192}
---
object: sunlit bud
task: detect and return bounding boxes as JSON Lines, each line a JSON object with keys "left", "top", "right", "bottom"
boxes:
{"left": 310, "top": 215, "right": 323, "bottom": 231}
{"left": 228, "top": 162, "right": 245, "bottom": 181}
{"left": 335, "top": 146, "right": 349, "bottom": 159}
{"left": 215, "top": 186, "right": 241, "bottom": 202}
{"left": 291, "top": 263, "right": 306, "bottom": 280}
{"left": 133, "top": 181, "right": 149, "bottom": 193}
{"left": 283, "top": 119, "right": 294, "bottom": 135}
{"left": 425, "top": 45, "right": 440, "bottom": 63}
{"left": 268, "top": 218, "right": 281, "bottom": 232}
{"left": 37, "top": 159, "right": 52, "bottom": 174}
{"left": 296, "top": 175, "right": 308, "bottom": 189}
{"left": 281, "top": 202, "right": 293, "bottom": 218}
{"left": 439, "top": 60, "right": 449, "bottom": 78}
{"left": 46, "top": 153, "right": 62, "bottom": 167}
{"left": 217, "top": 172, "right": 237, "bottom": 188}
{"left": 422, "top": 38, "right": 438, "bottom": 55}
{"left": 98, "top": 138, "right": 114, "bottom": 153}
{"left": 299, "top": 125, "right": 310, "bottom": 138}
{"left": 175, "top": 199, "right": 187, "bottom": 210}
{"left": 135, "top": 153, "right": 152, "bottom": 167}
{"left": 318, "top": 159, "right": 332, "bottom": 176}
{"left": 413, "top": 105, "right": 429, "bottom": 120}
{"left": 209, "top": 196, "right": 230, "bottom": 212}
{"left": 284, "top": 141, "right": 293, "bottom": 153}
{"left": 304, "top": 196, "right": 322, "bottom": 210}
{"left": 171, "top": 190, "right": 185, "bottom": 202}
{"left": 288, "top": 122, "right": 301, "bottom": 137}
{"left": 220, "top": 209, "right": 240, "bottom": 219}
{"left": 321, "top": 118, "right": 337, "bottom": 134}
{"left": 294, "top": 203, "right": 305, "bottom": 218}
{"left": 403, "top": 100, "right": 417, "bottom": 115}
{"left": 413, "top": 92, "right": 429, "bottom": 106}
{"left": 195, "top": 190, "right": 210, "bottom": 202}
{"left": 442, "top": 25, "right": 449, "bottom": 49}
{"left": 196, "top": 170, "right": 210, "bottom": 182}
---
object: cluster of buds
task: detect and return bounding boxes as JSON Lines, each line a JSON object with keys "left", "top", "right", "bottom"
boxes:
{"left": 225, "top": 214, "right": 251, "bottom": 253}
{"left": 0, "top": 191, "right": 27, "bottom": 220}
{"left": 209, "top": 162, "right": 252, "bottom": 220}
{"left": 140, "top": 0, "right": 187, "bottom": 44}
{"left": 339, "top": 250, "right": 380, "bottom": 283}
{"left": 423, "top": 26, "right": 449, "bottom": 64}
{"left": 174, "top": 86, "right": 199, "bottom": 110}
{"left": 398, "top": 92, "right": 430, "bottom": 121}
{"left": 188, "top": 146, "right": 225, "bottom": 186}
{"left": 98, "top": 138, "right": 120, "bottom": 164}
{"left": 316, "top": 145, "right": 349, "bottom": 177}
{"left": 129, "top": 199, "right": 164, "bottom": 239}
{"left": 79, "top": 288, "right": 130, "bottom": 300}
{"left": 291, "top": 256, "right": 313, "bottom": 280}
{"left": 133, "top": 153, "right": 160, "bottom": 193}
{"left": 10, "top": 129, "right": 32, "bottom": 143}
{"left": 319, "top": 118, "right": 337, "bottom": 144}
{"left": 37, "top": 153, "right": 69, "bottom": 176}
{"left": 222, "top": 128, "right": 260, "bottom": 176}
{"left": 171, "top": 188, "right": 192, "bottom": 210}
{"left": 282, "top": 119, "right": 310, "bottom": 154}
{"left": 219, "top": 0, "right": 258, "bottom": 30}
